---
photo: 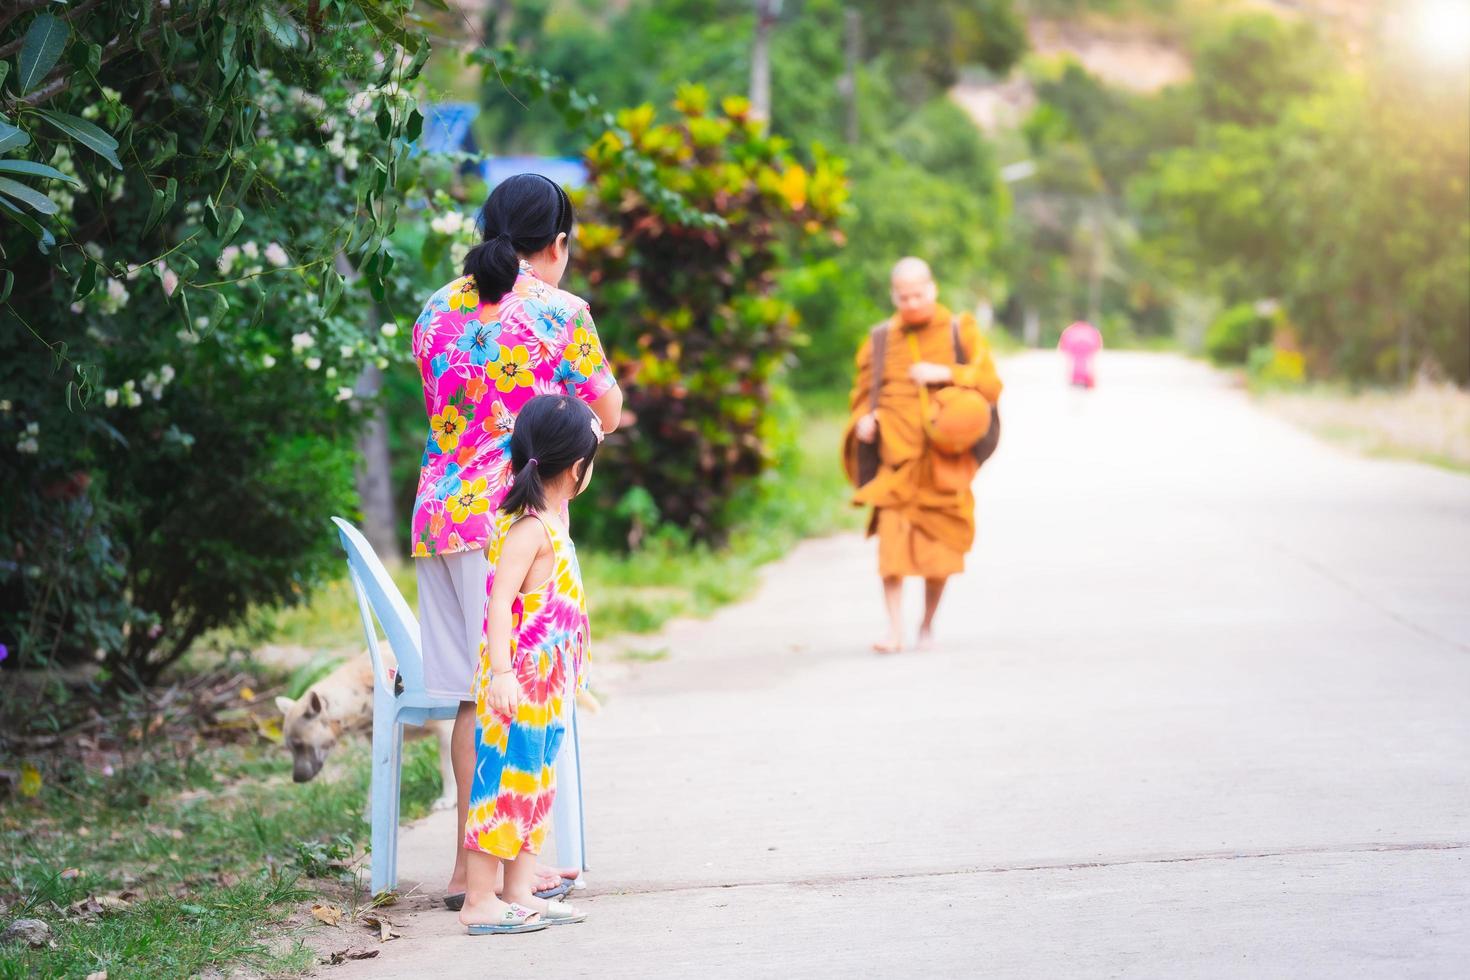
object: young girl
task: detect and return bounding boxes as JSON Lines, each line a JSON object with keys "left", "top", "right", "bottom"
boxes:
{"left": 459, "top": 394, "right": 602, "bottom": 935}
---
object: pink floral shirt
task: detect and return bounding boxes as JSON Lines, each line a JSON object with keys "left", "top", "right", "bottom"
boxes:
{"left": 410, "top": 262, "right": 614, "bottom": 558}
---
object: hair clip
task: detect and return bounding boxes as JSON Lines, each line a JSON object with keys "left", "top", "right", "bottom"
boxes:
{"left": 590, "top": 415, "right": 606, "bottom": 444}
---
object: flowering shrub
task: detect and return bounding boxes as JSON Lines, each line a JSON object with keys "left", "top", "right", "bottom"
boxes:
{"left": 0, "top": 2, "right": 433, "bottom": 682}
{"left": 570, "top": 86, "right": 848, "bottom": 543}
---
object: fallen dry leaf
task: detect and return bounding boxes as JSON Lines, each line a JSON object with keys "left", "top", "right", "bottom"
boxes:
{"left": 60, "top": 868, "right": 81, "bottom": 880}
{"left": 86, "top": 972, "right": 107, "bottom": 980}
{"left": 358, "top": 914, "right": 401, "bottom": 942}
{"left": 311, "top": 903, "right": 344, "bottom": 927}
{"left": 324, "top": 948, "right": 380, "bottom": 964}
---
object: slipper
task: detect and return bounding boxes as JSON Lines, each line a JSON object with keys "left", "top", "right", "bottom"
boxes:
{"left": 448, "top": 879, "right": 569, "bottom": 909}
{"left": 465, "top": 903, "right": 546, "bottom": 935}
{"left": 540, "top": 900, "right": 587, "bottom": 926}
{"left": 533, "top": 879, "right": 574, "bottom": 901}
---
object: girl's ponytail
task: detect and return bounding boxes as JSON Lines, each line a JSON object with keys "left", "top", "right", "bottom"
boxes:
{"left": 464, "top": 173, "right": 575, "bottom": 304}
{"left": 462, "top": 235, "right": 520, "bottom": 304}
{"left": 499, "top": 456, "right": 546, "bottom": 515}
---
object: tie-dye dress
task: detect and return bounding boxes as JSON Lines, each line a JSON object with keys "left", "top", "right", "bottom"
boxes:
{"left": 464, "top": 508, "right": 589, "bottom": 860}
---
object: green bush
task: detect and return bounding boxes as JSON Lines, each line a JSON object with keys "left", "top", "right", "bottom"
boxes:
{"left": 570, "top": 86, "right": 848, "bottom": 544}
{"left": 1205, "top": 303, "right": 1273, "bottom": 365}
{"left": 0, "top": 2, "right": 432, "bottom": 683}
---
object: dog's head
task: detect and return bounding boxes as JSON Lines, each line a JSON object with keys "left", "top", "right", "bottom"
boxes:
{"left": 275, "top": 690, "right": 338, "bottom": 783}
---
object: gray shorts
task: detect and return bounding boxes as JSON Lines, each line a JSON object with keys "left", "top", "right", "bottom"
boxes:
{"left": 415, "top": 548, "right": 490, "bottom": 702}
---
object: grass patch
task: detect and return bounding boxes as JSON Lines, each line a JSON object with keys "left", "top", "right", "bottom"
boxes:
{"left": 1261, "top": 380, "right": 1470, "bottom": 473}
{"left": 1, "top": 735, "right": 443, "bottom": 978}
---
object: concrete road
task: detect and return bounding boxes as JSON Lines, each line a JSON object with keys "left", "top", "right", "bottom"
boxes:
{"left": 336, "top": 353, "right": 1470, "bottom": 978}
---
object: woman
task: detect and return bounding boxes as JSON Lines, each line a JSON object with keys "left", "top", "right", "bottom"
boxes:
{"left": 409, "top": 172, "right": 623, "bottom": 910}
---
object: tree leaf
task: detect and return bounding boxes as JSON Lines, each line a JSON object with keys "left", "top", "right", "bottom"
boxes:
{"left": 0, "top": 176, "right": 60, "bottom": 215}
{"left": 320, "top": 269, "right": 344, "bottom": 316}
{"left": 0, "top": 196, "right": 56, "bottom": 249}
{"left": 261, "top": 7, "right": 303, "bottom": 50}
{"left": 0, "top": 159, "right": 79, "bottom": 186}
{"left": 19, "top": 13, "right": 70, "bottom": 95}
{"left": 0, "top": 270, "right": 13, "bottom": 305}
{"left": 218, "top": 205, "right": 244, "bottom": 246}
{"left": 75, "top": 259, "right": 99, "bottom": 301}
{"left": 37, "top": 110, "right": 122, "bottom": 170}
{"left": 143, "top": 186, "right": 167, "bottom": 237}
{"left": 0, "top": 119, "right": 30, "bottom": 155}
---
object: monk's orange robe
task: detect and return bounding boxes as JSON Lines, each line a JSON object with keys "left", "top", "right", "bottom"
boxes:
{"left": 842, "top": 304, "right": 1003, "bottom": 579}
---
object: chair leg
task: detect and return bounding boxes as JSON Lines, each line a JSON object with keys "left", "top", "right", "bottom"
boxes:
{"left": 386, "top": 721, "right": 404, "bottom": 890}
{"left": 369, "top": 708, "right": 396, "bottom": 896}
{"left": 552, "top": 701, "right": 587, "bottom": 875}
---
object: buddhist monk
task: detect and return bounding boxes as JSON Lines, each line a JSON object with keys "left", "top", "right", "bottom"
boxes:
{"left": 843, "top": 257, "right": 1003, "bottom": 653}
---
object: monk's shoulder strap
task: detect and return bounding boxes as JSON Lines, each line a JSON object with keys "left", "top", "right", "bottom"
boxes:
{"left": 950, "top": 315, "right": 967, "bottom": 363}
{"left": 868, "top": 321, "right": 890, "bottom": 413}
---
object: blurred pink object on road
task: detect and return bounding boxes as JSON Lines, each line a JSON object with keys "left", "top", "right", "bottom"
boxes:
{"left": 1059, "top": 320, "right": 1103, "bottom": 388}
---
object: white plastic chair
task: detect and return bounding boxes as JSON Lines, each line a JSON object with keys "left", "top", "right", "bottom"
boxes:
{"left": 331, "top": 516, "right": 459, "bottom": 896}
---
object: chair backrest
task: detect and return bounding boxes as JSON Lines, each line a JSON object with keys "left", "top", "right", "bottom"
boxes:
{"left": 331, "top": 517, "right": 426, "bottom": 697}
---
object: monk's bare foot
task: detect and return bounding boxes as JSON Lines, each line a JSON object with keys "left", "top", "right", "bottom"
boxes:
{"left": 915, "top": 628, "right": 936, "bottom": 652}
{"left": 873, "top": 636, "right": 903, "bottom": 655}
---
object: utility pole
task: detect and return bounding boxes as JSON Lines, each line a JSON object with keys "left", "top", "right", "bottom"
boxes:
{"left": 838, "top": 6, "right": 861, "bottom": 144}
{"left": 750, "top": 0, "right": 782, "bottom": 122}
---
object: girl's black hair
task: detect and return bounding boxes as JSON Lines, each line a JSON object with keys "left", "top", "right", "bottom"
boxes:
{"left": 462, "top": 172, "right": 574, "bottom": 303}
{"left": 500, "top": 394, "right": 600, "bottom": 515}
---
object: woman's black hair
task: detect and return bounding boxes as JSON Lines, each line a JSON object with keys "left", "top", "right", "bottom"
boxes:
{"left": 500, "top": 394, "right": 600, "bottom": 515}
{"left": 462, "top": 172, "right": 574, "bottom": 303}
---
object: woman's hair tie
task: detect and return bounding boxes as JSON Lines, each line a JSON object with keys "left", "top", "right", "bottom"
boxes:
{"left": 527, "top": 457, "right": 538, "bottom": 468}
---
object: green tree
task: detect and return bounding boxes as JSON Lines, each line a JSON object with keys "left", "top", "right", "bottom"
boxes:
{"left": 1, "top": 1, "right": 435, "bottom": 682}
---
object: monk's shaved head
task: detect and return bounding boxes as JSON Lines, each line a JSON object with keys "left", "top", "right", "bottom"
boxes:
{"left": 890, "top": 256, "right": 938, "bottom": 325}
{"left": 891, "top": 257, "right": 933, "bottom": 288}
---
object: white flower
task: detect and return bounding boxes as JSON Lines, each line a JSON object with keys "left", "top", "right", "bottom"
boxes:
{"left": 341, "top": 147, "right": 360, "bottom": 171}
{"left": 0, "top": 399, "right": 11, "bottom": 412}
{"left": 143, "top": 371, "right": 165, "bottom": 400}
{"left": 262, "top": 354, "right": 277, "bottom": 368}
{"left": 339, "top": 344, "right": 354, "bottom": 359}
{"left": 16, "top": 436, "right": 38, "bottom": 454}
{"left": 125, "top": 264, "right": 142, "bottom": 281}
{"left": 217, "top": 245, "right": 240, "bottom": 275}
{"left": 70, "top": 301, "right": 85, "bottom": 314}
{"left": 241, "top": 241, "right": 259, "bottom": 260}
{"left": 291, "top": 332, "right": 315, "bottom": 352}
{"left": 376, "top": 356, "right": 389, "bottom": 370}
{"left": 450, "top": 242, "right": 470, "bottom": 268}
{"left": 25, "top": 422, "right": 39, "bottom": 435}
{"left": 160, "top": 265, "right": 179, "bottom": 298}
{"left": 98, "top": 278, "right": 129, "bottom": 315}
{"left": 348, "top": 90, "right": 375, "bottom": 117}
{"left": 293, "top": 146, "right": 309, "bottom": 165}
{"left": 325, "top": 366, "right": 337, "bottom": 378}
{"left": 336, "top": 386, "right": 355, "bottom": 402}
{"left": 380, "top": 321, "right": 398, "bottom": 338}
{"left": 122, "top": 380, "right": 142, "bottom": 407}
{"left": 104, "top": 388, "right": 119, "bottom": 408}
{"left": 430, "top": 212, "right": 466, "bottom": 236}
{"left": 305, "top": 356, "right": 322, "bottom": 371}
{"left": 160, "top": 365, "right": 176, "bottom": 385}
{"left": 264, "top": 242, "right": 289, "bottom": 268}
{"left": 83, "top": 241, "right": 104, "bottom": 260}
{"left": 101, "top": 86, "right": 121, "bottom": 103}
{"left": 177, "top": 328, "right": 200, "bottom": 345}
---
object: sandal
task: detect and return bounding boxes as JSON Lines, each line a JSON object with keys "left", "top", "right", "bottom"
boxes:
{"left": 533, "top": 879, "right": 574, "bottom": 901}
{"left": 446, "top": 877, "right": 570, "bottom": 910}
{"left": 465, "top": 903, "right": 546, "bottom": 935}
{"left": 540, "top": 899, "right": 587, "bottom": 926}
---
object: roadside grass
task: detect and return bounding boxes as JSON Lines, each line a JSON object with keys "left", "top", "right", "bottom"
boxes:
{"left": 0, "top": 735, "right": 442, "bottom": 978}
{"left": 1260, "top": 380, "right": 1470, "bottom": 473}
{"left": 241, "top": 400, "right": 861, "bottom": 653}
